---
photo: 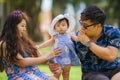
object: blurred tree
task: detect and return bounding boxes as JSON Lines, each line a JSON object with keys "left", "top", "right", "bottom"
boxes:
{"left": 2, "top": 0, "right": 119, "bottom": 42}
{"left": 52, "top": 0, "right": 81, "bottom": 17}
{"left": 0, "top": 0, "right": 8, "bottom": 35}
{"left": 52, "top": 0, "right": 67, "bottom": 16}
{"left": 106, "top": 0, "right": 120, "bottom": 27}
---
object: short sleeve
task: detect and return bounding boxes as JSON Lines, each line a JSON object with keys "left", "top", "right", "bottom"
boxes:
{"left": 107, "top": 27, "right": 120, "bottom": 49}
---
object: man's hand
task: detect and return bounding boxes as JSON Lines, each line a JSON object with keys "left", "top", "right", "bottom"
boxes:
{"left": 77, "top": 29, "right": 90, "bottom": 45}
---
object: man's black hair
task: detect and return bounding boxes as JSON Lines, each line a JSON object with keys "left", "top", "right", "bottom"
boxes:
{"left": 81, "top": 6, "right": 106, "bottom": 25}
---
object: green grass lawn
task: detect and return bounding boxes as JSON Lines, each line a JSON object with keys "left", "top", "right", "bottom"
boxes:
{"left": 0, "top": 46, "right": 82, "bottom": 80}
{"left": 0, "top": 65, "right": 82, "bottom": 80}
{"left": 39, "top": 65, "right": 82, "bottom": 80}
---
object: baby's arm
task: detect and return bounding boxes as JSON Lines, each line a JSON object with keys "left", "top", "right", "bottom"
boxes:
{"left": 36, "top": 37, "right": 55, "bottom": 49}
{"left": 71, "top": 33, "right": 78, "bottom": 42}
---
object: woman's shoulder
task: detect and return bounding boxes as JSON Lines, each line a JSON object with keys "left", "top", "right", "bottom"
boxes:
{"left": 0, "top": 41, "right": 7, "bottom": 57}
{"left": 0, "top": 41, "right": 6, "bottom": 48}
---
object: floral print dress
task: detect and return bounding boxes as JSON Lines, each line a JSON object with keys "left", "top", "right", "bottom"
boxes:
{"left": 2, "top": 52, "right": 50, "bottom": 80}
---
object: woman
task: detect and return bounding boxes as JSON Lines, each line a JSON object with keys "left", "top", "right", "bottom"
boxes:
{"left": 0, "top": 10, "right": 61, "bottom": 80}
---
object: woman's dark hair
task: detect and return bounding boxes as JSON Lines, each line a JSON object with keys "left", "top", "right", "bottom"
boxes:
{"left": 0, "top": 11, "right": 38, "bottom": 72}
{"left": 81, "top": 6, "right": 106, "bottom": 25}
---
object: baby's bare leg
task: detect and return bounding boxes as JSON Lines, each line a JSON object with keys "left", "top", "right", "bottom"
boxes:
{"left": 62, "top": 64, "right": 71, "bottom": 80}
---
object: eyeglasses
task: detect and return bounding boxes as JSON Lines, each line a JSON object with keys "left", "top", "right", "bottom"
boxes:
{"left": 79, "top": 20, "right": 99, "bottom": 29}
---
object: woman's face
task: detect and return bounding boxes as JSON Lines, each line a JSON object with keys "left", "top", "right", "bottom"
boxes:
{"left": 17, "top": 19, "right": 27, "bottom": 36}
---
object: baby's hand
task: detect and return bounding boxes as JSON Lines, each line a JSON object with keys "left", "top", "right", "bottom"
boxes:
{"left": 70, "top": 33, "right": 78, "bottom": 41}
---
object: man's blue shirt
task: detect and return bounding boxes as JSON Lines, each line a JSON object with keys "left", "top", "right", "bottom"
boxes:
{"left": 74, "top": 25, "right": 120, "bottom": 73}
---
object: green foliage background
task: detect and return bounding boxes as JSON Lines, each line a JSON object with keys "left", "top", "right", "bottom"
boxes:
{"left": 0, "top": 0, "right": 120, "bottom": 42}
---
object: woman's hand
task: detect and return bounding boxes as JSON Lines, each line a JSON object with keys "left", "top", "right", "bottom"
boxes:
{"left": 48, "top": 47, "right": 62, "bottom": 60}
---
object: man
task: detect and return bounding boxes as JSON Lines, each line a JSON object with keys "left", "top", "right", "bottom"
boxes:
{"left": 50, "top": 6, "right": 120, "bottom": 80}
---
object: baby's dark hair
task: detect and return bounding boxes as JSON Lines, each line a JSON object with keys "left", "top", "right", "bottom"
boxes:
{"left": 58, "top": 18, "right": 69, "bottom": 26}
{"left": 81, "top": 6, "right": 106, "bottom": 25}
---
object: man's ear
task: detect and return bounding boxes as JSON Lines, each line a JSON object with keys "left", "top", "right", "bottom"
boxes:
{"left": 97, "top": 23, "right": 102, "bottom": 28}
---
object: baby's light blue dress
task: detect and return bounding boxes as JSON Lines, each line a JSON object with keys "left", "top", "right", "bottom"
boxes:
{"left": 51, "top": 34, "right": 80, "bottom": 68}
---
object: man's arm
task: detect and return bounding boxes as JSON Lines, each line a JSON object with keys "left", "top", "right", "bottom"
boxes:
{"left": 89, "top": 42, "right": 118, "bottom": 62}
{"left": 77, "top": 29, "right": 119, "bottom": 62}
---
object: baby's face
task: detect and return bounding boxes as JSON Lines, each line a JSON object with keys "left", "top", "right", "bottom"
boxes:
{"left": 54, "top": 20, "right": 69, "bottom": 34}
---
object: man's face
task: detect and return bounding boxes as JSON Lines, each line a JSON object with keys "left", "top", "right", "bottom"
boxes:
{"left": 79, "top": 19, "right": 101, "bottom": 37}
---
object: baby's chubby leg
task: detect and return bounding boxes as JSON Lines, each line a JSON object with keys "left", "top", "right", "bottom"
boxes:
{"left": 62, "top": 64, "right": 71, "bottom": 80}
